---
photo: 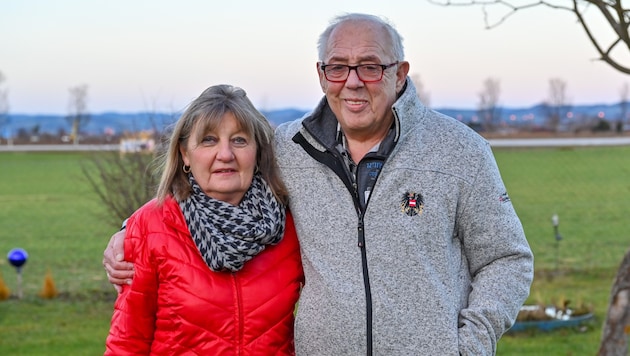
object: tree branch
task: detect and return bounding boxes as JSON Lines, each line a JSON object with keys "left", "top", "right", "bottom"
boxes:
{"left": 429, "top": 0, "right": 630, "bottom": 74}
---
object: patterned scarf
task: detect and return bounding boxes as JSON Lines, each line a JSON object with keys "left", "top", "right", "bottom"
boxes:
{"left": 179, "top": 174, "right": 286, "bottom": 272}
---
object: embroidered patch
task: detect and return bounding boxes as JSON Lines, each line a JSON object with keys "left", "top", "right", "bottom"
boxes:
{"left": 499, "top": 192, "right": 511, "bottom": 203}
{"left": 400, "top": 192, "right": 424, "bottom": 217}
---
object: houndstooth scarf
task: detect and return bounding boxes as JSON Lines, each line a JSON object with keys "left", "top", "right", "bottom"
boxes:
{"left": 179, "top": 174, "right": 286, "bottom": 272}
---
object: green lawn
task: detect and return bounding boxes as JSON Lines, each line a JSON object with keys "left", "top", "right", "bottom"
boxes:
{"left": 0, "top": 147, "right": 628, "bottom": 355}
{"left": 494, "top": 146, "right": 630, "bottom": 355}
{"left": 0, "top": 152, "right": 116, "bottom": 355}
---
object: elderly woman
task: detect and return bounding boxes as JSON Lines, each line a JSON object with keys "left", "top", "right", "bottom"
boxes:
{"left": 105, "top": 85, "right": 304, "bottom": 355}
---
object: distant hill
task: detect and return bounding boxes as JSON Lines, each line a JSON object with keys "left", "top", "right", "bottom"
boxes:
{"left": 1, "top": 103, "right": 626, "bottom": 137}
{"left": 1, "top": 109, "right": 310, "bottom": 137}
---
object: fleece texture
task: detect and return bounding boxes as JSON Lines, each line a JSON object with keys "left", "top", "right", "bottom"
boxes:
{"left": 274, "top": 78, "right": 533, "bottom": 356}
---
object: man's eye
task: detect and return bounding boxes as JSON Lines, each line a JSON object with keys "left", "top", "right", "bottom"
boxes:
{"left": 328, "top": 65, "right": 347, "bottom": 72}
{"left": 362, "top": 65, "right": 379, "bottom": 72}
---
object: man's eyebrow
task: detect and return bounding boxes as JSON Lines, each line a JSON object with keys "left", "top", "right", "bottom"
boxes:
{"left": 324, "top": 54, "right": 381, "bottom": 63}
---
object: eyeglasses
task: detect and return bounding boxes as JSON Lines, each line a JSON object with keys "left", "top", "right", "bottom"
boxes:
{"left": 320, "top": 62, "right": 398, "bottom": 83}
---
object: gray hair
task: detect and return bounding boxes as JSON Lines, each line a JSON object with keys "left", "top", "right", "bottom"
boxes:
{"left": 317, "top": 13, "right": 405, "bottom": 62}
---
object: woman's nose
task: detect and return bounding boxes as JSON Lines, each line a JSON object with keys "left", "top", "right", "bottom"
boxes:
{"left": 216, "top": 142, "right": 235, "bottom": 161}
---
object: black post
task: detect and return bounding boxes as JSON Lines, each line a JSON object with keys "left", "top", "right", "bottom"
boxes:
{"left": 552, "top": 214, "right": 562, "bottom": 273}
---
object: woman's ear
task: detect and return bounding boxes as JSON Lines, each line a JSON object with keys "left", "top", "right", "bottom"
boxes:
{"left": 179, "top": 144, "right": 189, "bottom": 166}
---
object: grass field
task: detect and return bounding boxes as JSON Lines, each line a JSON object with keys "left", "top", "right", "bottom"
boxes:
{"left": 495, "top": 146, "right": 630, "bottom": 355}
{"left": 0, "top": 147, "right": 628, "bottom": 355}
{"left": 0, "top": 152, "right": 115, "bottom": 355}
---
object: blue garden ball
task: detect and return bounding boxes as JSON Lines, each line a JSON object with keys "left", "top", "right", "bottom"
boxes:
{"left": 7, "top": 248, "right": 28, "bottom": 268}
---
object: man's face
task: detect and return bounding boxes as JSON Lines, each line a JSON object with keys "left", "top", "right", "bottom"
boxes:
{"left": 318, "top": 20, "right": 409, "bottom": 140}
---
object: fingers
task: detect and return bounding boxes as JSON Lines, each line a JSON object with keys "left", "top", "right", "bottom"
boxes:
{"left": 103, "top": 229, "right": 134, "bottom": 290}
{"left": 104, "top": 268, "right": 127, "bottom": 293}
{"left": 103, "top": 233, "right": 133, "bottom": 271}
{"left": 103, "top": 255, "right": 133, "bottom": 291}
{"left": 112, "top": 230, "right": 125, "bottom": 261}
{"left": 103, "top": 258, "right": 134, "bottom": 280}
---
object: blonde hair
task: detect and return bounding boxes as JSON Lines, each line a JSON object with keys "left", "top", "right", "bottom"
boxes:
{"left": 155, "top": 84, "right": 288, "bottom": 205}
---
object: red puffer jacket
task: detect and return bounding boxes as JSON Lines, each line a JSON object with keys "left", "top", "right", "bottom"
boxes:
{"left": 105, "top": 197, "right": 304, "bottom": 355}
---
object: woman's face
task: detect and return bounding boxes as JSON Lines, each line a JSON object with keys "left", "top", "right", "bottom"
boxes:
{"left": 180, "top": 112, "right": 257, "bottom": 205}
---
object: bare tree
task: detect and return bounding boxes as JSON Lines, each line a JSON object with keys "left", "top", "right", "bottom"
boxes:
{"left": 81, "top": 148, "right": 162, "bottom": 228}
{"left": 598, "top": 247, "right": 630, "bottom": 355}
{"left": 429, "top": 0, "right": 630, "bottom": 74}
{"left": 0, "top": 71, "right": 9, "bottom": 144}
{"left": 543, "top": 78, "right": 571, "bottom": 132}
{"left": 81, "top": 108, "right": 174, "bottom": 228}
{"left": 617, "top": 82, "right": 628, "bottom": 133}
{"left": 411, "top": 73, "right": 431, "bottom": 107}
{"left": 477, "top": 77, "right": 501, "bottom": 131}
{"left": 66, "top": 84, "right": 90, "bottom": 145}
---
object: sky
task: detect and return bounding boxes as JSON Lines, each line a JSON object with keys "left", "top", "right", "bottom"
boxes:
{"left": 1, "top": 0, "right": 628, "bottom": 115}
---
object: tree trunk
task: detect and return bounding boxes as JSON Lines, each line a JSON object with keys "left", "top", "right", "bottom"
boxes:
{"left": 598, "top": 248, "right": 630, "bottom": 355}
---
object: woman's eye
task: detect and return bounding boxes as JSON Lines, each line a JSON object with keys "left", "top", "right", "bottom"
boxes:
{"left": 201, "top": 136, "right": 218, "bottom": 144}
{"left": 232, "top": 137, "right": 248, "bottom": 146}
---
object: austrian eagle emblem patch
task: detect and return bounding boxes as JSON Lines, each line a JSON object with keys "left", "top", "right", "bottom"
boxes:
{"left": 400, "top": 192, "right": 424, "bottom": 217}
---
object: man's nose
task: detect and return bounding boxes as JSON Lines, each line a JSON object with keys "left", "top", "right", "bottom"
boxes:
{"left": 346, "top": 67, "right": 363, "bottom": 86}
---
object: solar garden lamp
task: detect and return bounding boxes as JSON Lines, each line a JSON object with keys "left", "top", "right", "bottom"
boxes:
{"left": 551, "top": 214, "right": 562, "bottom": 273}
{"left": 7, "top": 248, "right": 28, "bottom": 299}
{"left": 552, "top": 213, "right": 562, "bottom": 242}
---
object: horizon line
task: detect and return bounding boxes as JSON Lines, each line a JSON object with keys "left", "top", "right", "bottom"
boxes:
{"left": 5, "top": 100, "right": 627, "bottom": 117}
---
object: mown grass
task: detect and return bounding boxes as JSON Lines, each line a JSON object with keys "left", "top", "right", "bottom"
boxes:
{"left": 0, "top": 152, "right": 116, "bottom": 355}
{"left": 496, "top": 146, "right": 630, "bottom": 272}
{"left": 494, "top": 146, "right": 630, "bottom": 355}
{"left": 0, "top": 147, "right": 628, "bottom": 355}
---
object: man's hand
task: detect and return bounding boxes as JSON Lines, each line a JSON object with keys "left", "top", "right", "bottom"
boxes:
{"left": 103, "top": 229, "right": 134, "bottom": 293}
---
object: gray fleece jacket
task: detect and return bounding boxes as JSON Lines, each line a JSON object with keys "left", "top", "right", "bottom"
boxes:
{"left": 274, "top": 79, "right": 533, "bottom": 356}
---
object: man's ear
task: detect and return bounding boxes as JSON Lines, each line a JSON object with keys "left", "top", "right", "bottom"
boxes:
{"left": 317, "top": 62, "right": 327, "bottom": 93}
{"left": 396, "top": 61, "right": 410, "bottom": 92}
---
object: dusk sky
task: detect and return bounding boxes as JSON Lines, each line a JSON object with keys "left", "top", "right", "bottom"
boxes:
{"left": 1, "top": 0, "right": 627, "bottom": 115}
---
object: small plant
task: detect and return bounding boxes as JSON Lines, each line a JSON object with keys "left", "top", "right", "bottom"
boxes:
{"left": 39, "top": 269, "right": 59, "bottom": 299}
{"left": 0, "top": 271, "right": 10, "bottom": 300}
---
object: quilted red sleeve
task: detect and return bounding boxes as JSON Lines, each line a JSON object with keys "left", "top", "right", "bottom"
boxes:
{"left": 105, "top": 209, "right": 158, "bottom": 355}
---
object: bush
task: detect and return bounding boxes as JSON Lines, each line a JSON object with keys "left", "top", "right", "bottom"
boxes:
{"left": 80, "top": 150, "right": 161, "bottom": 228}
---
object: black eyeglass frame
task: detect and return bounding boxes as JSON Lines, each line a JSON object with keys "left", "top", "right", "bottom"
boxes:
{"left": 320, "top": 62, "right": 399, "bottom": 83}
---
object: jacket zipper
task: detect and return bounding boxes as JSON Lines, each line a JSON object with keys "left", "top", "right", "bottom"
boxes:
{"left": 233, "top": 273, "right": 244, "bottom": 356}
{"left": 348, "top": 151, "right": 375, "bottom": 356}
{"left": 357, "top": 209, "right": 373, "bottom": 356}
{"left": 293, "top": 132, "right": 374, "bottom": 355}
